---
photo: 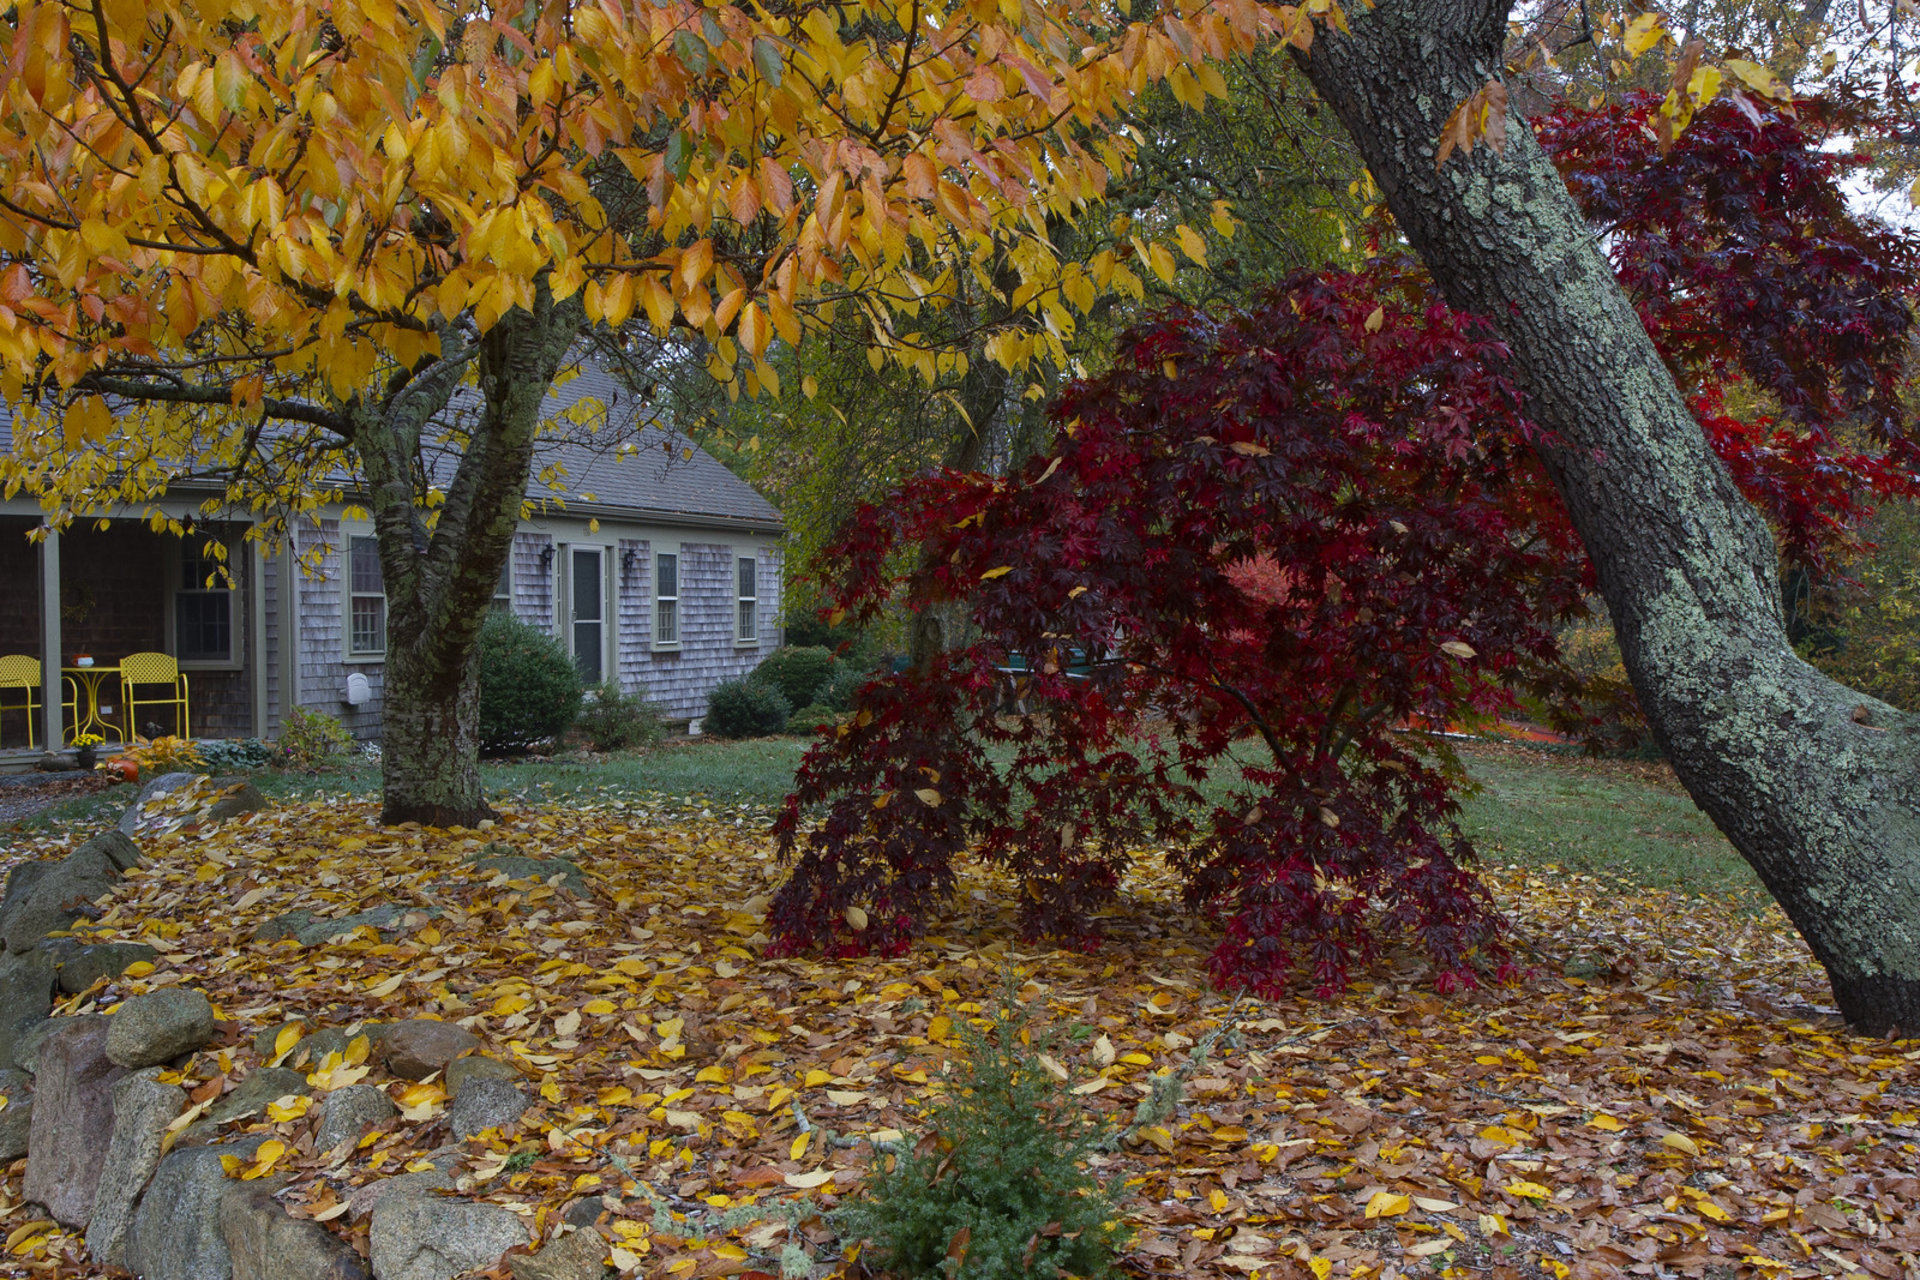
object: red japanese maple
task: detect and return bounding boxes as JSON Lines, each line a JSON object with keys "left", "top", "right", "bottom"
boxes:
{"left": 768, "top": 96, "right": 1920, "bottom": 995}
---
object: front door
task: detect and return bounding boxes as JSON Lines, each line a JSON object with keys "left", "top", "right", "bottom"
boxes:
{"left": 570, "top": 547, "right": 604, "bottom": 683}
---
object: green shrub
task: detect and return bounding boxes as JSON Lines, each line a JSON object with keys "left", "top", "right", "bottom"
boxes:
{"left": 833, "top": 989, "right": 1124, "bottom": 1280}
{"left": 817, "top": 664, "right": 872, "bottom": 713}
{"left": 704, "top": 679, "right": 790, "bottom": 739}
{"left": 275, "top": 708, "right": 352, "bottom": 770}
{"left": 750, "top": 646, "right": 839, "bottom": 709}
{"left": 196, "top": 738, "right": 274, "bottom": 771}
{"left": 577, "top": 681, "right": 667, "bottom": 751}
{"left": 477, "top": 611, "right": 583, "bottom": 753}
{"left": 785, "top": 703, "right": 838, "bottom": 735}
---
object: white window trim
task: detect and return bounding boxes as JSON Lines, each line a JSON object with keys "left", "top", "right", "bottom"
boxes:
{"left": 341, "top": 527, "right": 387, "bottom": 664}
{"left": 166, "top": 534, "right": 244, "bottom": 672}
{"left": 560, "top": 540, "right": 615, "bottom": 684}
{"left": 493, "top": 544, "right": 515, "bottom": 612}
{"left": 734, "top": 548, "right": 759, "bottom": 647}
{"left": 652, "top": 544, "right": 682, "bottom": 652}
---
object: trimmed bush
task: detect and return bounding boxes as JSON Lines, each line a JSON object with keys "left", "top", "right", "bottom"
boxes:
{"left": 196, "top": 738, "right": 274, "bottom": 771}
{"left": 275, "top": 708, "right": 352, "bottom": 770}
{"left": 817, "top": 664, "right": 872, "bottom": 713}
{"left": 785, "top": 703, "right": 837, "bottom": 735}
{"left": 477, "top": 611, "right": 583, "bottom": 753}
{"left": 833, "top": 989, "right": 1124, "bottom": 1280}
{"left": 705, "top": 679, "right": 790, "bottom": 739}
{"left": 577, "top": 681, "right": 668, "bottom": 752}
{"left": 749, "top": 646, "right": 839, "bottom": 709}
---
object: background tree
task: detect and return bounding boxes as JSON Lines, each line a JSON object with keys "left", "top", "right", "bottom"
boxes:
{"left": 0, "top": 0, "right": 1266, "bottom": 824}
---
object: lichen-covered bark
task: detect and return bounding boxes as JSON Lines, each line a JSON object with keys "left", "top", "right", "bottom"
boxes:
{"left": 1294, "top": 0, "right": 1920, "bottom": 1033}
{"left": 359, "top": 283, "right": 584, "bottom": 827}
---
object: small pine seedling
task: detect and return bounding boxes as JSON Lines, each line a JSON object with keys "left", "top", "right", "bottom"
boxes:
{"left": 833, "top": 981, "right": 1126, "bottom": 1279}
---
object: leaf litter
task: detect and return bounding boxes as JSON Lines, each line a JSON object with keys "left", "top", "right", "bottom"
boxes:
{"left": 0, "top": 788, "right": 1914, "bottom": 1280}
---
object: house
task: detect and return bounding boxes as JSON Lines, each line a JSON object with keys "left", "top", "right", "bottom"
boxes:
{"left": 0, "top": 363, "right": 784, "bottom": 759}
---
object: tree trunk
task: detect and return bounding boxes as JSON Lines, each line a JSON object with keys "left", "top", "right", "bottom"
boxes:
{"left": 1294, "top": 0, "right": 1920, "bottom": 1034}
{"left": 361, "top": 284, "right": 584, "bottom": 826}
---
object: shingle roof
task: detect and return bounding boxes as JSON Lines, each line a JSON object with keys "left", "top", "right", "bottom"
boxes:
{"left": 0, "top": 359, "right": 783, "bottom": 531}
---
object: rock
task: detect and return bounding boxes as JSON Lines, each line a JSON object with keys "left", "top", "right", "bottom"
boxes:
{"left": 0, "top": 948, "right": 57, "bottom": 1068}
{"left": 76, "top": 829, "right": 143, "bottom": 874}
{"left": 222, "top": 1178, "right": 371, "bottom": 1280}
{"left": 23, "top": 1017, "right": 130, "bottom": 1226}
{"left": 347, "top": 1168, "right": 452, "bottom": 1221}
{"left": 379, "top": 1020, "right": 479, "bottom": 1080}
{"left": 447, "top": 1078, "right": 530, "bottom": 1142}
{"left": 507, "top": 1228, "right": 607, "bottom": 1280}
{"left": 106, "top": 987, "right": 216, "bottom": 1068}
{"left": 368, "top": 1190, "right": 528, "bottom": 1280}
{"left": 38, "top": 939, "right": 158, "bottom": 995}
{"left": 446, "top": 1054, "right": 519, "bottom": 1096}
{"left": 471, "top": 854, "right": 589, "bottom": 897}
{"left": 123, "top": 1138, "right": 266, "bottom": 1280}
{"left": 0, "top": 842, "right": 122, "bottom": 954}
{"left": 253, "top": 911, "right": 315, "bottom": 944}
{"left": 0, "top": 1068, "right": 32, "bottom": 1161}
{"left": 560, "top": 1196, "right": 611, "bottom": 1229}
{"left": 314, "top": 1083, "right": 397, "bottom": 1155}
{"left": 205, "top": 782, "right": 268, "bottom": 823}
{"left": 13, "top": 1012, "right": 98, "bottom": 1076}
{"left": 85, "top": 1067, "right": 188, "bottom": 1268}
{"left": 176, "top": 1065, "right": 310, "bottom": 1146}
{"left": 260, "top": 905, "right": 403, "bottom": 947}
{"left": 251, "top": 1021, "right": 356, "bottom": 1066}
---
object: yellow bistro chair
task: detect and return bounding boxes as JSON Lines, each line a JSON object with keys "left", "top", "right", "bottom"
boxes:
{"left": 120, "top": 651, "right": 190, "bottom": 741}
{"left": 0, "top": 655, "right": 43, "bottom": 749}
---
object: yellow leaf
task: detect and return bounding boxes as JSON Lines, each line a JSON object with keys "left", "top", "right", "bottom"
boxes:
{"left": 1365, "top": 1191, "right": 1411, "bottom": 1218}
{"left": 784, "top": 1169, "right": 836, "bottom": 1188}
{"left": 366, "top": 973, "right": 404, "bottom": 998}
{"left": 914, "top": 788, "right": 942, "bottom": 806}
{"left": 1440, "top": 640, "right": 1477, "bottom": 660}
{"left": 927, "top": 1015, "right": 952, "bottom": 1040}
{"left": 1686, "top": 65, "right": 1724, "bottom": 105}
{"left": 1623, "top": 12, "right": 1666, "bottom": 56}
{"left": 790, "top": 1132, "right": 809, "bottom": 1160}
{"left": 1588, "top": 1113, "right": 1624, "bottom": 1132}
{"left": 1660, "top": 1131, "right": 1702, "bottom": 1156}
{"left": 803, "top": 1069, "right": 832, "bottom": 1087}
{"left": 1364, "top": 306, "right": 1385, "bottom": 333}
{"left": 1308, "top": 1259, "right": 1333, "bottom": 1280}
{"left": 1724, "top": 57, "right": 1788, "bottom": 98}
{"left": 1175, "top": 224, "right": 1207, "bottom": 267}
{"left": 1412, "top": 1196, "right": 1459, "bottom": 1212}
{"left": 272, "top": 1024, "right": 303, "bottom": 1061}
{"left": 266, "top": 1094, "right": 311, "bottom": 1122}
{"left": 1208, "top": 1188, "right": 1228, "bottom": 1213}
{"left": 1505, "top": 1180, "right": 1552, "bottom": 1200}
{"left": 583, "top": 999, "right": 617, "bottom": 1016}
{"left": 241, "top": 1138, "right": 287, "bottom": 1180}
{"left": 980, "top": 566, "right": 1013, "bottom": 580}
{"left": 844, "top": 906, "right": 868, "bottom": 931}
{"left": 1478, "top": 1212, "right": 1509, "bottom": 1236}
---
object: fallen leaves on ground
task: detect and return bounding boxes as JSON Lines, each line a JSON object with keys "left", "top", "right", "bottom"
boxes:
{"left": 0, "top": 787, "right": 1915, "bottom": 1280}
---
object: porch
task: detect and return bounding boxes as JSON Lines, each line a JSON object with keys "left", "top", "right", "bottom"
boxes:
{"left": 0, "top": 517, "right": 270, "bottom": 766}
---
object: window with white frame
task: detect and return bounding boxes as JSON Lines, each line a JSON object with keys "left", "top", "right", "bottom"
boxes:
{"left": 493, "top": 551, "right": 514, "bottom": 612}
{"left": 347, "top": 535, "right": 387, "bottom": 657}
{"left": 654, "top": 550, "right": 679, "bottom": 647}
{"left": 736, "top": 554, "right": 757, "bottom": 644}
{"left": 174, "top": 539, "right": 235, "bottom": 664}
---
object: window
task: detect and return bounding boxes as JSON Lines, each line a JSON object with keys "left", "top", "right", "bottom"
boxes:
{"left": 348, "top": 535, "right": 386, "bottom": 657}
{"left": 654, "top": 551, "right": 679, "bottom": 647}
{"left": 736, "top": 554, "right": 757, "bottom": 644}
{"left": 493, "top": 551, "right": 514, "bottom": 613}
{"left": 175, "top": 541, "right": 233, "bottom": 664}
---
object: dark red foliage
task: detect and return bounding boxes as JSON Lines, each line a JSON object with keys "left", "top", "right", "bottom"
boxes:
{"left": 769, "top": 95, "right": 1920, "bottom": 997}
{"left": 770, "top": 269, "right": 1587, "bottom": 994}
{"left": 1538, "top": 93, "right": 1920, "bottom": 570}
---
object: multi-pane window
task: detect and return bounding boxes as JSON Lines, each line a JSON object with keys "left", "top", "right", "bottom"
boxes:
{"left": 654, "top": 551, "right": 679, "bottom": 647}
{"left": 736, "top": 555, "right": 757, "bottom": 644}
{"left": 175, "top": 541, "right": 233, "bottom": 663}
{"left": 494, "top": 552, "right": 514, "bottom": 612}
{"left": 348, "top": 536, "right": 386, "bottom": 656}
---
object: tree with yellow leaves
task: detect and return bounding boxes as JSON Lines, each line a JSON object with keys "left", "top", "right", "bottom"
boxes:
{"left": 0, "top": 0, "right": 1272, "bottom": 823}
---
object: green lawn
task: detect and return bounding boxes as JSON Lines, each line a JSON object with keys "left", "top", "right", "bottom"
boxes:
{"left": 3, "top": 734, "right": 1756, "bottom": 903}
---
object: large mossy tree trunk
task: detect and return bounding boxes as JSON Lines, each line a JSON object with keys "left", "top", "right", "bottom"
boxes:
{"left": 356, "top": 285, "right": 583, "bottom": 827}
{"left": 1294, "top": 0, "right": 1920, "bottom": 1033}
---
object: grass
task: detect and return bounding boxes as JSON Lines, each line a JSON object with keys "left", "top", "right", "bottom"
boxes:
{"left": 3, "top": 733, "right": 1758, "bottom": 905}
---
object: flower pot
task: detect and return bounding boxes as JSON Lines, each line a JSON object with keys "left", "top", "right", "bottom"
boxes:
{"left": 76, "top": 746, "right": 97, "bottom": 769}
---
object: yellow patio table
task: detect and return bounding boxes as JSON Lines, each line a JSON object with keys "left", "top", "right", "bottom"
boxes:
{"left": 62, "top": 661, "right": 120, "bottom": 745}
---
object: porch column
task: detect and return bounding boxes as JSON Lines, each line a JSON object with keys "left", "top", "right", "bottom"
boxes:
{"left": 38, "top": 529, "right": 62, "bottom": 750}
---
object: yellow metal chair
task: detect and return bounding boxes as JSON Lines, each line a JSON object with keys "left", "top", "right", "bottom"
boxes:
{"left": 0, "top": 655, "right": 43, "bottom": 749}
{"left": 120, "top": 652, "right": 190, "bottom": 740}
